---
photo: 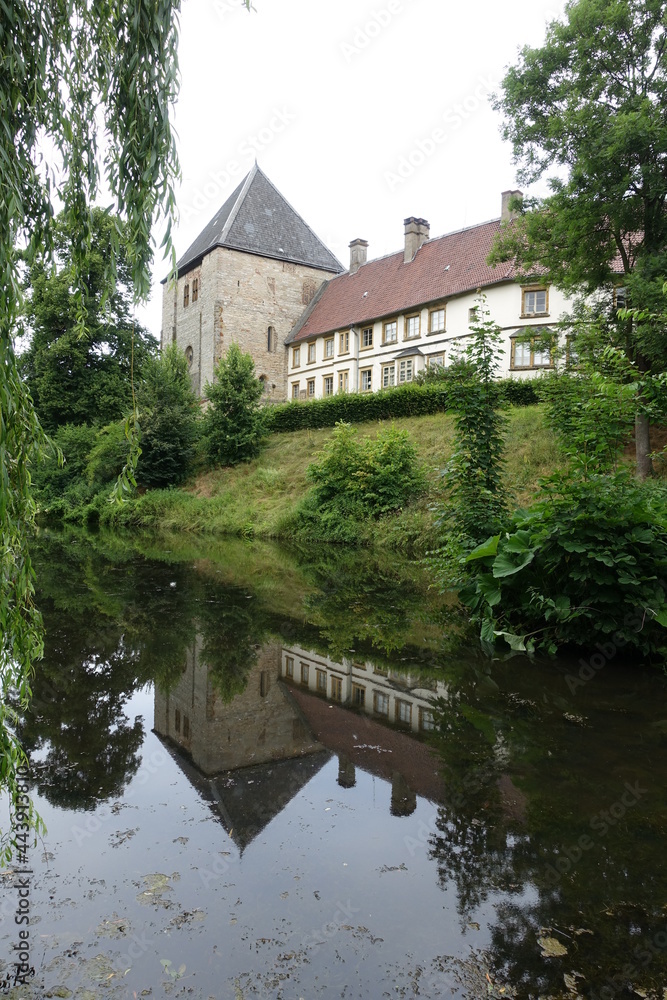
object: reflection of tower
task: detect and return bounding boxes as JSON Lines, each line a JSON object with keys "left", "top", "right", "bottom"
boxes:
{"left": 391, "top": 771, "right": 417, "bottom": 817}
{"left": 153, "top": 638, "right": 322, "bottom": 774}
{"left": 337, "top": 754, "right": 356, "bottom": 789}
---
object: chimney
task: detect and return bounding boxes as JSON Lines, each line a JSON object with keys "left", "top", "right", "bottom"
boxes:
{"left": 404, "top": 217, "right": 430, "bottom": 263}
{"left": 501, "top": 190, "right": 523, "bottom": 222}
{"left": 349, "top": 238, "right": 368, "bottom": 274}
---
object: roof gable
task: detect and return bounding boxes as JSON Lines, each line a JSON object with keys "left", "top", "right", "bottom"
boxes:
{"left": 174, "top": 164, "right": 344, "bottom": 277}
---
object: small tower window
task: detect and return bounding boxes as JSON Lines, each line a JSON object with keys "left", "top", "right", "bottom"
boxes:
{"left": 183, "top": 282, "right": 190, "bottom": 307}
{"left": 192, "top": 277, "right": 199, "bottom": 302}
{"left": 268, "top": 326, "right": 276, "bottom": 352}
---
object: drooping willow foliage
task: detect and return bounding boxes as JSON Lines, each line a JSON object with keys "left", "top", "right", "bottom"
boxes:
{"left": 0, "top": 0, "right": 183, "bottom": 860}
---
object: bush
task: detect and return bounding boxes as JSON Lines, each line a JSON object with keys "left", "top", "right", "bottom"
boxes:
{"left": 462, "top": 472, "right": 667, "bottom": 658}
{"left": 265, "top": 378, "right": 540, "bottom": 433}
{"left": 203, "top": 343, "right": 265, "bottom": 466}
{"left": 136, "top": 344, "right": 200, "bottom": 488}
{"left": 294, "top": 422, "right": 426, "bottom": 542}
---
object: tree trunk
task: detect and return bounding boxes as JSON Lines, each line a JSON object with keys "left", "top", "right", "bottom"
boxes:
{"left": 635, "top": 410, "right": 653, "bottom": 480}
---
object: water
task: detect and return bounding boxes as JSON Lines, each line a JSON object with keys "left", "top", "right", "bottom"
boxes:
{"left": 1, "top": 528, "right": 666, "bottom": 999}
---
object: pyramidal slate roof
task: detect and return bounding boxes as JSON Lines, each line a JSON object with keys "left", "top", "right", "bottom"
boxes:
{"left": 173, "top": 163, "right": 344, "bottom": 277}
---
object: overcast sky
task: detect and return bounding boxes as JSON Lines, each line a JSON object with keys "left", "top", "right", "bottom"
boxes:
{"left": 139, "top": 0, "right": 567, "bottom": 337}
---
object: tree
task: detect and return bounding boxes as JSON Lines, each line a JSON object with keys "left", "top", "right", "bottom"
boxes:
{"left": 203, "top": 343, "right": 266, "bottom": 467}
{"left": 135, "top": 344, "right": 200, "bottom": 488}
{"left": 20, "top": 209, "right": 158, "bottom": 433}
{"left": 490, "top": 0, "right": 667, "bottom": 477}
{"left": 0, "top": 0, "right": 181, "bottom": 861}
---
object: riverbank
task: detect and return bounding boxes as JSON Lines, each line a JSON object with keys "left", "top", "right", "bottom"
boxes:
{"left": 94, "top": 405, "right": 559, "bottom": 553}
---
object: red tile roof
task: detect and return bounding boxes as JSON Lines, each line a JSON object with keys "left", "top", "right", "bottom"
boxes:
{"left": 290, "top": 218, "right": 518, "bottom": 342}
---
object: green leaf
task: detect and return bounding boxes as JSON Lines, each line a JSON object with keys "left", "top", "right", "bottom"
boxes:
{"left": 494, "top": 630, "right": 527, "bottom": 652}
{"left": 492, "top": 547, "right": 536, "bottom": 578}
{"left": 466, "top": 534, "right": 500, "bottom": 562}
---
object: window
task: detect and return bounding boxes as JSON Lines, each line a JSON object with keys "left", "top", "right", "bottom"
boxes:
{"left": 373, "top": 665, "right": 388, "bottom": 677}
{"left": 614, "top": 286, "right": 627, "bottom": 310}
{"left": 183, "top": 282, "right": 190, "bottom": 307}
{"left": 307, "top": 342, "right": 316, "bottom": 363}
{"left": 398, "top": 358, "right": 414, "bottom": 383}
{"left": 325, "top": 338, "right": 334, "bottom": 358}
{"left": 521, "top": 286, "right": 548, "bottom": 316}
{"left": 300, "top": 663, "right": 309, "bottom": 685}
{"left": 396, "top": 700, "right": 412, "bottom": 726}
{"left": 192, "top": 277, "right": 199, "bottom": 303}
{"left": 339, "top": 331, "right": 349, "bottom": 354}
{"left": 260, "top": 671, "right": 269, "bottom": 697}
{"left": 330, "top": 676, "right": 342, "bottom": 701}
{"left": 285, "top": 656, "right": 294, "bottom": 678}
{"left": 419, "top": 707, "right": 435, "bottom": 731}
{"left": 405, "top": 314, "right": 420, "bottom": 339}
{"left": 185, "top": 345, "right": 194, "bottom": 368}
{"left": 352, "top": 684, "right": 365, "bottom": 707}
{"left": 374, "top": 691, "right": 389, "bottom": 716}
{"left": 183, "top": 715, "right": 190, "bottom": 740}
{"left": 428, "top": 352, "right": 445, "bottom": 369}
{"left": 307, "top": 379, "right": 315, "bottom": 397}
{"left": 468, "top": 306, "right": 478, "bottom": 325}
{"left": 292, "top": 382, "right": 300, "bottom": 399}
{"left": 267, "top": 326, "right": 276, "bottom": 352}
{"left": 316, "top": 669, "right": 327, "bottom": 693}
{"left": 382, "top": 364, "right": 395, "bottom": 388}
{"left": 360, "top": 368, "right": 372, "bottom": 392}
{"left": 383, "top": 320, "right": 397, "bottom": 344}
{"left": 338, "top": 370, "right": 349, "bottom": 393}
{"left": 511, "top": 335, "right": 553, "bottom": 369}
{"left": 323, "top": 375, "right": 334, "bottom": 396}
{"left": 175, "top": 709, "right": 181, "bottom": 733}
{"left": 362, "top": 327, "right": 373, "bottom": 349}
{"left": 429, "top": 307, "right": 445, "bottom": 333}
{"left": 292, "top": 346, "right": 301, "bottom": 367}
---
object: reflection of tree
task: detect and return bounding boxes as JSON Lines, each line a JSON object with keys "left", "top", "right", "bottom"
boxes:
{"left": 296, "top": 544, "right": 455, "bottom": 661}
{"left": 197, "top": 582, "right": 265, "bottom": 703}
{"left": 426, "top": 657, "right": 667, "bottom": 998}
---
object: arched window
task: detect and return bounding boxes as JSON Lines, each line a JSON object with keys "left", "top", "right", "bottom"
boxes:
{"left": 267, "top": 326, "right": 276, "bottom": 352}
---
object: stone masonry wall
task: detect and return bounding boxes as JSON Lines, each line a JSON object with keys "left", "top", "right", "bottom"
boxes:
{"left": 162, "top": 247, "right": 334, "bottom": 403}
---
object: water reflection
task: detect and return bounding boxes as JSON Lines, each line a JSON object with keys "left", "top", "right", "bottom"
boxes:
{"left": 13, "top": 528, "right": 667, "bottom": 999}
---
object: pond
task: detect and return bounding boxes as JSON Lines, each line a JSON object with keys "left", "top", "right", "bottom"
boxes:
{"left": 1, "top": 528, "right": 666, "bottom": 999}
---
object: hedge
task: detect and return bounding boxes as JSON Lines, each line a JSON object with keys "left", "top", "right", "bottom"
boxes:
{"left": 264, "top": 378, "right": 541, "bottom": 433}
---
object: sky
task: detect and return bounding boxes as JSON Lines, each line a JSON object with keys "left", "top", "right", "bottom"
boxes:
{"left": 138, "top": 0, "right": 568, "bottom": 338}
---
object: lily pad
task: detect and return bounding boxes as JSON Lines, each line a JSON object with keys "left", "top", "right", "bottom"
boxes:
{"left": 538, "top": 935, "right": 568, "bottom": 958}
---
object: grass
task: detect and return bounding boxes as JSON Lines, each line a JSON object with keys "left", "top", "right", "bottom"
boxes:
{"left": 101, "top": 404, "right": 560, "bottom": 553}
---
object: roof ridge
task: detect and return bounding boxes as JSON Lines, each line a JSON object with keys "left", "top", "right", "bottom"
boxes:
{"left": 253, "top": 167, "right": 345, "bottom": 271}
{"left": 218, "top": 162, "right": 258, "bottom": 245}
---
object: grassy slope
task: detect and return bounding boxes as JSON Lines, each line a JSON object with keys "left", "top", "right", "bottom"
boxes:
{"left": 104, "top": 405, "right": 560, "bottom": 551}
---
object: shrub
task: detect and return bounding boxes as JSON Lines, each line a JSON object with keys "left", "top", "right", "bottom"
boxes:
{"left": 203, "top": 343, "right": 265, "bottom": 466}
{"left": 265, "top": 378, "right": 540, "bottom": 433}
{"left": 294, "top": 422, "right": 426, "bottom": 542}
{"left": 136, "top": 344, "right": 200, "bottom": 488}
{"left": 462, "top": 472, "right": 667, "bottom": 658}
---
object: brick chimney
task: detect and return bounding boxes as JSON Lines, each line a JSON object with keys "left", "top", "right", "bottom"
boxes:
{"left": 501, "top": 190, "right": 523, "bottom": 222}
{"left": 404, "top": 217, "right": 430, "bottom": 263}
{"left": 349, "top": 238, "right": 368, "bottom": 274}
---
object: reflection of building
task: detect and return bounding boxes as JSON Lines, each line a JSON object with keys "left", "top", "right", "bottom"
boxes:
{"left": 281, "top": 645, "right": 445, "bottom": 734}
{"left": 153, "top": 639, "right": 446, "bottom": 845}
{"left": 280, "top": 645, "right": 447, "bottom": 810}
{"left": 153, "top": 638, "right": 322, "bottom": 774}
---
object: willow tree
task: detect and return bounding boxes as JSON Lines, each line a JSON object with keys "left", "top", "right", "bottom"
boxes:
{"left": 1, "top": 0, "right": 181, "bottom": 859}
{"left": 490, "top": 0, "right": 667, "bottom": 478}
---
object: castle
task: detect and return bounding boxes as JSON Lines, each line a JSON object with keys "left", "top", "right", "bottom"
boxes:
{"left": 162, "top": 165, "right": 593, "bottom": 401}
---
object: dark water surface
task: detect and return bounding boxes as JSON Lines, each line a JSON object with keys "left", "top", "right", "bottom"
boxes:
{"left": 1, "top": 528, "right": 666, "bottom": 999}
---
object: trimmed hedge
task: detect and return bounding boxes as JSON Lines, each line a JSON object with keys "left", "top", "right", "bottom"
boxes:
{"left": 264, "top": 378, "right": 540, "bottom": 433}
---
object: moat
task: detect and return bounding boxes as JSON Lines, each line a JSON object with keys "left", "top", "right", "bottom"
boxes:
{"left": 1, "top": 528, "right": 666, "bottom": 999}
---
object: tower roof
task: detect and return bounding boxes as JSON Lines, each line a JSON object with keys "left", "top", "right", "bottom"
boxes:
{"left": 171, "top": 163, "right": 344, "bottom": 278}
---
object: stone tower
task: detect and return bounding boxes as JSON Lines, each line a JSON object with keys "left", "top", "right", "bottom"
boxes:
{"left": 160, "top": 164, "right": 343, "bottom": 401}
